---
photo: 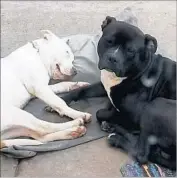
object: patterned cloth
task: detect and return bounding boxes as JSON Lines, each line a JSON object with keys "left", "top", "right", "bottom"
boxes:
{"left": 120, "top": 161, "right": 176, "bottom": 177}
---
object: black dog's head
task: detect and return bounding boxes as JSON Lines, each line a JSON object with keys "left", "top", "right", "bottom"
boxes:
{"left": 98, "top": 16, "right": 158, "bottom": 78}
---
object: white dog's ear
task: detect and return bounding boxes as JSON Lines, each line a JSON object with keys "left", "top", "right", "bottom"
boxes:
{"left": 31, "top": 41, "right": 40, "bottom": 50}
{"left": 41, "top": 30, "right": 57, "bottom": 41}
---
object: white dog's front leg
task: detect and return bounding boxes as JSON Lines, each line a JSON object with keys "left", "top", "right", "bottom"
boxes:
{"left": 50, "top": 82, "right": 90, "bottom": 94}
{"left": 35, "top": 86, "right": 92, "bottom": 122}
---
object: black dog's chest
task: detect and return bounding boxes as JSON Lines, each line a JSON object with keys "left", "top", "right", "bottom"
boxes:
{"left": 100, "top": 70, "right": 153, "bottom": 111}
{"left": 100, "top": 69, "right": 126, "bottom": 109}
{"left": 110, "top": 79, "right": 155, "bottom": 109}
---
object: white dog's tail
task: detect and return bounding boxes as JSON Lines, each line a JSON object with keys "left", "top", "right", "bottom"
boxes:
{"left": 1, "top": 139, "right": 43, "bottom": 149}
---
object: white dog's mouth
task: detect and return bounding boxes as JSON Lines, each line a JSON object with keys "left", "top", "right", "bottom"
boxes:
{"left": 56, "top": 64, "right": 61, "bottom": 72}
{"left": 53, "top": 64, "right": 77, "bottom": 80}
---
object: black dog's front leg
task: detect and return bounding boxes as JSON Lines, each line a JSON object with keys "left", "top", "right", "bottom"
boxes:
{"left": 96, "top": 102, "right": 116, "bottom": 123}
{"left": 96, "top": 104, "right": 125, "bottom": 133}
{"left": 107, "top": 125, "right": 150, "bottom": 163}
{"left": 107, "top": 125, "right": 138, "bottom": 155}
{"left": 60, "top": 81, "right": 107, "bottom": 104}
{"left": 108, "top": 128, "right": 176, "bottom": 170}
{"left": 45, "top": 81, "right": 107, "bottom": 112}
{"left": 135, "top": 131, "right": 150, "bottom": 164}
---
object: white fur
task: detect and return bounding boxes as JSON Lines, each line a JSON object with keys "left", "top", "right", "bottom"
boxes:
{"left": 141, "top": 75, "right": 157, "bottom": 88}
{"left": 1, "top": 30, "right": 91, "bottom": 148}
{"left": 148, "top": 135, "right": 158, "bottom": 145}
{"left": 108, "top": 133, "right": 116, "bottom": 139}
{"left": 100, "top": 69, "right": 126, "bottom": 111}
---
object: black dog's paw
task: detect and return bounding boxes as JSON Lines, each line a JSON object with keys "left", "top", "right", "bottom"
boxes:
{"left": 107, "top": 133, "right": 121, "bottom": 147}
{"left": 44, "top": 106, "right": 56, "bottom": 113}
{"left": 101, "top": 16, "right": 116, "bottom": 31}
{"left": 136, "top": 153, "right": 148, "bottom": 165}
{"left": 100, "top": 121, "right": 115, "bottom": 133}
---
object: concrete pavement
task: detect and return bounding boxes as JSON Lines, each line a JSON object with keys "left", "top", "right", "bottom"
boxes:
{"left": 16, "top": 138, "right": 130, "bottom": 177}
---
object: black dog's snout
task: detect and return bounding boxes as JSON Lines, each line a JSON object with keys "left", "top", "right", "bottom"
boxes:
{"left": 98, "top": 62, "right": 104, "bottom": 70}
{"left": 98, "top": 59, "right": 108, "bottom": 70}
{"left": 72, "top": 67, "right": 77, "bottom": 76}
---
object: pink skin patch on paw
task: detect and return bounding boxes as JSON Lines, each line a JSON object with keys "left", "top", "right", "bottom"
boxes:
{"left": 71, "top": 132, "right": 79, "bottom": 138}
{"left": 70, "top": 126, "right": 86, "bottom": 138}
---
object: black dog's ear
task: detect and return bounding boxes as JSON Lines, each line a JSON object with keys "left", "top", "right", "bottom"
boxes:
{"left": 144, "top": 34, "right": 158, "bottom": 53}
{"left": 101, "top": 16, "right": 116, "bottom": 31}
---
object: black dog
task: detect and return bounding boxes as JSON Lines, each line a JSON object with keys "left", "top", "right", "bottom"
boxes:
{"left": 96, "top": 16, "right": 176, "bottom": 170}
{"left": 46, "top": 17, "right": 176, "bottom": 170}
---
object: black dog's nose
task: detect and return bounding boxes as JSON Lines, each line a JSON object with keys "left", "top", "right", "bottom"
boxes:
{"left": 98, "top": 61, "right": 105, "bottom": 70}
{"left": 72, "top": 67, "right": 77, "bottom": 76}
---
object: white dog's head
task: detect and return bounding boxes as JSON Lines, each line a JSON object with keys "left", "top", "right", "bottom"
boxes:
{"left": 33, "top": 30, "right": 76, "bottom": 80}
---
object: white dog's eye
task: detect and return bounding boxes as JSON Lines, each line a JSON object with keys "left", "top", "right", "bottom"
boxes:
{"left": 66, "top": 51, "right": 70, "bottom": 58}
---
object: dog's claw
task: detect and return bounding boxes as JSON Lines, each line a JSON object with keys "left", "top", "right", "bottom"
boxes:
{"left": 75, "top": 118, "right": 85, "bottom": 126}
{"left": 75, "top": 113, "right": 92, "bottom": 123}
{"left": 44, "top": 106, "right": 56, "bottom": 113}
{"left": 101, "top": 121, "right": 115, "bottom": 133}
{"left": 83, "top": 113, "right": 92, "bottom": 123}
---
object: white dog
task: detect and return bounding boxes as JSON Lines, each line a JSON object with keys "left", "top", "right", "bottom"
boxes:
{"left": 1, "top": 30, "right": 92, "bottom": 149}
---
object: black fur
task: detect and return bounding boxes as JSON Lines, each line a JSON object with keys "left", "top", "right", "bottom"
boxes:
{"left": 96, "top": 18, "right": 176, "bottom": 170}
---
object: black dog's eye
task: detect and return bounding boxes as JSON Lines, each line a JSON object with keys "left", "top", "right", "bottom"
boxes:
{"left": 107, "top": 39, "right": 113, "bottom": 45}
{"left": 106, "top": 37, "right": 115, "bottom": 45}
{"left": 126, "top": 47, "right": 136, "bottom": 58}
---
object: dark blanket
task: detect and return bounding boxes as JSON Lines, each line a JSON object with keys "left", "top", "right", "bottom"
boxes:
{"left": 121, "top": 160, "right": 176, "bottom": 177}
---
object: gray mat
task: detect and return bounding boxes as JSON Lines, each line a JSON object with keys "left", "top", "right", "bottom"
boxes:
{"left": 1, "top": 97, "right": 109, "bottom": 158}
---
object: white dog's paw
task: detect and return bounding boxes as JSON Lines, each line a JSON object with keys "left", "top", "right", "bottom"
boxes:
{"left": 69, "top": 82, "right": 90, "bottom": 91}
{"left": 79, "top": 113, "right": 92, "bottom": 123}
{"left": 68, "top": 126, "right": 87, "bottom": 139}
{"left": 73, "top": 118, "right": 85, "bottom": 126}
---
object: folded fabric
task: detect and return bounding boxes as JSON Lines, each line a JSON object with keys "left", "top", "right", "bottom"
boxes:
{"left": 120, "top": 160, "right": 176, "bottom": 177}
